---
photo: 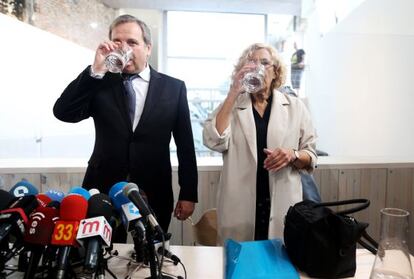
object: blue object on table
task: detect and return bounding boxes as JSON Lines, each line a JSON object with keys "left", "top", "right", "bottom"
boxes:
{"left": 225, "top": 238, "right": 300, "bottom": 279}
{"left": 301, "top": 172, "right": 322, "bottom": 202}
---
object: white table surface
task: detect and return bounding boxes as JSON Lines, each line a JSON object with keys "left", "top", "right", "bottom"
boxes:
{"left": 108, "top": 244, "right": 414, "bottom": 279}
{"left": 5, "top": 244, "right": 413, "bottom": 278}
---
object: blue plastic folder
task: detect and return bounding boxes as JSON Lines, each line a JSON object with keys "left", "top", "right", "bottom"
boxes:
{"left": 225, "top": 238, "right": 299, "bottom": 279}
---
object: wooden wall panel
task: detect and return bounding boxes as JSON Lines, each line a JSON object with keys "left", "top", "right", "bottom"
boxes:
{"left": 358, "top": 169, "right": 387, "bottom": 241}
{"left": 318, "top": 169, "right": 339, "bottom": 202}
{"left": 40, "top": 172, "right": 84, "bottom": 193}
{"left": 0, "top": 173, "right": 41, "bottom": 192}
{"left": 181, "top": 171, "right": 221, "bottom": 246}
{"left": 386, "top": 168, "right": 414, "bottom": 253}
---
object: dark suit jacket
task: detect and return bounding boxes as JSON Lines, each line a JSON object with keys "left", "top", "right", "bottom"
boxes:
{"left": 53, "top": 66, "right": 198, "bottom": 219}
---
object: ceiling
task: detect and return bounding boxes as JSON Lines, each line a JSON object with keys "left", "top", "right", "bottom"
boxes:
{"left": 101, "top": 0, "right": 302, "bottom": 16}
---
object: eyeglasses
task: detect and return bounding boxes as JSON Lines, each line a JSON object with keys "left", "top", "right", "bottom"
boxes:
{"left": 247, "top": 59, "right": 273, "bottom": 68}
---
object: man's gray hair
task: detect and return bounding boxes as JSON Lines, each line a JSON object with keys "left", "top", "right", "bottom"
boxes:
{"left": 109, "top": 14, "right": 152, "bottom": 45}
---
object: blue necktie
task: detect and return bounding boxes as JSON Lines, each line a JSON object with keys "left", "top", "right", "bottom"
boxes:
{"left": 123, "top": 74, "right": 138, "bottom": 125}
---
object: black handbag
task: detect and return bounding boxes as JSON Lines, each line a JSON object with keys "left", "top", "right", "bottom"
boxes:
{"left": 284, "top": 199, "right": 378, "bottom": 278}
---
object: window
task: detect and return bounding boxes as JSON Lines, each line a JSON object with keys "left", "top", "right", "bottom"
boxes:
{"left": 165, "top": 11, "right": 266, "bottom": 156}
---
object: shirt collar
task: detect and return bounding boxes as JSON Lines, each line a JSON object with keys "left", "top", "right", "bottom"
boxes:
{"left": 137, "top": 64, "right": 151, "bottom": 82}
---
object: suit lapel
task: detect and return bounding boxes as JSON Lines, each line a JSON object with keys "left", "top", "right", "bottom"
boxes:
{"left": 236, "top": 94, "right": 257, "bottom": 164}
{"left": 135, "top": 67, "right": 163, "bottom": 132}
{"left": 111, "top": 74, "right": 133, "bottom": 131}
{"left": 267, "top": 91, "right": 289, "bottom": 150}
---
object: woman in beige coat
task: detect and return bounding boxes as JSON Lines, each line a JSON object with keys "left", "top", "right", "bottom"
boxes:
{"left": 203, "top": 43, "right": 317, "bottom": 244}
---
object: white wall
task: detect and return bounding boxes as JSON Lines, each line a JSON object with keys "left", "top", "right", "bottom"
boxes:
{"left": 0, "top": 14, "right": 95, "bottom": 158}
{"left": 305, "top": 0, "right": 414, "bottom": 157}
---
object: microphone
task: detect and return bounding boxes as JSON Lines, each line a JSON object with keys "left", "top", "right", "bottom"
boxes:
{"left": 0, "top": 195, "right": 39, "bottom": 243}
{"left": 123, "top": 183, "right": 163, "bottom": 234}
{"left": 51, "top": 194, "right": 88, "bottom": 279}
{"left": 45, "top": 189, "right": 65, "bottom": 202}
{"left": 109, "top": 182, "right": 142, "bottom": 232}
{"left": 36, "top": 193, "right": 53, "bottom": 207}
{"left": 88, "top": 188, "right": 100, "bottom": 196}
{"left": 68, "top": 186, "right": 91, "bottom": 200}
{"left": 109, "top": 182, "right": 148, "bottom": 263}
{"left": 77, "top": 193, "right": 113, "bottom": 274}
{"left": 157, "top": 247, "right": 181, "bottom": 265}
{"left": 9, "top": 180, "right": 38, "bottom": 197}
{"left": 0, "top": 189, "right": 14, "bottom": 211}
{"left": 23, "top": 205, "right": 59, "bottom": 279}
{"left": 0, "top": 195, "right": 39, "bottom": 270}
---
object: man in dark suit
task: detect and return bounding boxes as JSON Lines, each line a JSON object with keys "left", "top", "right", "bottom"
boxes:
{"left": 53, "top": 14, "right": 198, "bottom": 235}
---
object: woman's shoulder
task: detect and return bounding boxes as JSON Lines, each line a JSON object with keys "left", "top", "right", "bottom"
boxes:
{"left": 274, "top": 90, "right": 307, "bottom": 110}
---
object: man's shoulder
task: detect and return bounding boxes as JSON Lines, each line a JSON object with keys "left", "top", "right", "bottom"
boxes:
{"left": 151, "top": 68, "right": 184, "bottom": 85}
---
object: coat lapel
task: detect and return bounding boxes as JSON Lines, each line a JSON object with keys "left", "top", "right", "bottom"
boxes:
{"left": 267, "top": 91, "right": 289, "bottom": 150}
{"left": 135, "top": 67, "right": 163, "bottom": 132}
{"left": 236, "top": 94, "right": 257, "bottom": 164}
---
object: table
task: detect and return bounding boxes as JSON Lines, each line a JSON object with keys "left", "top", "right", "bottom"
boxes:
{"left": 4, "top": 245, "right": 414, "bottom": 278}
{"left": 108, "top": 244, "right": 414, "bottom": 279}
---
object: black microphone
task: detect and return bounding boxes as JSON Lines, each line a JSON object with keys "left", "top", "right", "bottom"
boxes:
{"left": 123, "top": 183, "right": 163, "bottom": 234}
{"left": 157, "top": 247, "right": 181, "bottom": 265}
{"left": 0, "top": 189, "right": 14, "bottom": 211}
{"left": 0, "top": 195, "right": 39, "bottom": 244}
{"left": 77, "top": 193, "right": 113, "bottom": 274}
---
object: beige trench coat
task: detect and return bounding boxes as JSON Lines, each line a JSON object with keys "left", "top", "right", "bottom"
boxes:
{"left": 203, "top": 90, "right": 317, "bottom": 243}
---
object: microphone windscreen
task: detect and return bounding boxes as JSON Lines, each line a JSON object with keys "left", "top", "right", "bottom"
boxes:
{"left": 68, "top": 186, "right": 91, "bottom": 200}
{"left": 0, "top": 189, "right": 14, "bottom": 210}
{"left": 47, "top": 200, "right": 61, "bottom": 209}
{"left": 36, "top": 194, "right": 53, "bottom": 207}
{"left": 123, "top": 182, "right": 139, "bottom": 197}
{"left": 9, "top": 180, "right": 38, "bottom": 197}
{"left": 86, "top": 193, "right": 113, "bottom": 221}
{"left": 25, "top": 206, "right": 59, "bottom": 245}
{"left": 88, "top": 188, "right": 100, "bottom": 196}
{"left": 45, "top": 189, "right": 65, "bottom": 202}
{"left": 60, "top": 195, "right": 88, "bottom": 221}
{"left": 1, "top": 195, "right": 39, "bottom": 222}
{"left": 109, "top": 182, "right": 129, "bottom": 210}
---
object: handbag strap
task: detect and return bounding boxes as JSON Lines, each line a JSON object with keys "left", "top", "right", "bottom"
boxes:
{"left": 358, "top": 230, "right": 378, "bottom": 255}
{"left": 314, "top": 198, "right": 370, "bottom": 215}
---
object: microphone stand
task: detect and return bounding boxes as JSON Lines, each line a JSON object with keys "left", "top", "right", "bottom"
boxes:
{"left": 144, "top": 224, "right": 173, "bottom": 279}
{"left": 95, "top": 247, "right": 117, "bottom": 279}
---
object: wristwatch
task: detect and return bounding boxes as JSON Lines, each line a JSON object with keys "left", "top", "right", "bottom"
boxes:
{"left": 293, "top": 150, "right": 300, "bottom": 162}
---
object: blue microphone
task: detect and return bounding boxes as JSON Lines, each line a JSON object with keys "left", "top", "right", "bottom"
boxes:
{"left": 109, "top": 182, "right": 142, "bottom": 232}
{"left": 109, "top": 182, "right": 130, "bottom": 209}
{"left": 9, "top": 180, "right": 38, "bottom": 197}
{"left": 68, "top": 186, "right": 91, "bottom": 200}
{"left": 45, "top": 189, "right": 65, "bottom": 202}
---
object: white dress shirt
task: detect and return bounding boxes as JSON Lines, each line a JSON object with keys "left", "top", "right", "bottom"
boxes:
{"left": 131, "top": 64, "right": 151, "bottom": 131}
{"left": 89, "top": 64, "right": 151, "bottom": 131}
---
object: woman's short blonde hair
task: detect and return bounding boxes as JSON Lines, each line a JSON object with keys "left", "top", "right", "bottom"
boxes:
{"left": 232, "top": 43, "right": 286, "bottom": 92}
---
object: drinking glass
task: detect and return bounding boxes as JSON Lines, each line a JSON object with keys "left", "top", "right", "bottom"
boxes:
{"left": 369, "top": 208, "right": 413, "bottom": 279}
{"left": 104, "top": 45, "right": 132, "bottom": 73}
{"left": 242, "top": 63, "right": 265, "bottom": 94}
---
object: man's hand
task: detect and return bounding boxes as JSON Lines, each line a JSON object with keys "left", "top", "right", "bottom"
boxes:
{"left": 174, "top": 200, "right": 195, "bottom": 221}
{"left": 91, "top": 40, "right": 120, "bottom": 75}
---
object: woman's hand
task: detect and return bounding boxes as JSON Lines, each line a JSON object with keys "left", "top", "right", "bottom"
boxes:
{"left": 263, "top": 148, "right": 295, "bottom": 172}
{"left": 229, "top": 63, "right": 257, "bottom": 97}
